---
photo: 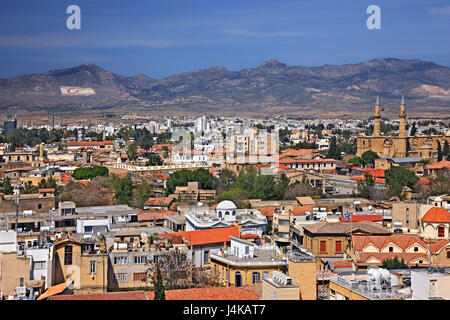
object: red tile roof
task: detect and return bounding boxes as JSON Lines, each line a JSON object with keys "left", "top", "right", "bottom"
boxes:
{"left": 38, "top": 188, "right": 55, "bottom": 193}
{"left": 426, "top": 160, "right": 450, "bottom": 170}
{"left": 421, "top": 207, "right": 450, "bottom": 223}
{"left": 353, "top": 234, "right": 427, "bottom": 252}
{"left": 241, "top": 233, "right": 260, "bottom": 239}
{"left": 144, "top": 195, "right": 175, "bottom": 207}
{"left": 257, "top": 206, "right": 278, "bottom": 218}
{"left": 159, "top": 227, "right": 239, "bottom": 246}
{"left": 357, "top": 252, "right": 430, "bottom": 266}
{"left": 50, "top": 291, "right": 148, "bottom": 300}
{"left": 138, "top": 210, "right": 176, "bottom": 222}
{"left": 146, "top": 286, "right": 259, "bottom": 300}
{"left": 292, "top": 206, "right": 313, "bottom": 216}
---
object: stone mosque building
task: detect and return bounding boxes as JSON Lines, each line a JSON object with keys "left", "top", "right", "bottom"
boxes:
{"left": 356, "top": 97, "right": 450, "bottom": 161}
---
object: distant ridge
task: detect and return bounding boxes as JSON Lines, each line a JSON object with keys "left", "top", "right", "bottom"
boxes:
{"left": 0, "top": 58, "right": 449, "bottom": 117}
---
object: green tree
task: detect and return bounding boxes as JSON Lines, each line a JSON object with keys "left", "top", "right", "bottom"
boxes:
{"left": 147, "top": 154, "right": 163, "bottom": 166}
{"left": 23, "top": 183, "right": 39, "bottom": 194}
{"left": 385, "top": 166, "right": 419, "bottom": 199}
{"left": 73, "top": 166, "right": 109, "bottom": 180}
{"left": 114, "top": 176, "right": 134, "bottom": 204}
{"left": 410, "top": 122, "right": 417, "bottom": 136}
{"left": 361, "top": 150, "right": 379, "bottom": 167}
{"left": 326, "top": 136, "right": 340, "bottom": 160}
{"left": 165, "top": 168, "right": 214, "bottom": 195}
{"left": 0, "top": 178, "right": 13, "bottom": 195}
{"left": 127, "top": 144, "right": 138, "bottom": 161}
{"left": 348, "top": 156, "right": 362, "bottom": 167}
{"left": 357, "top": 174, "right": 375, "bottom": 199}
{"left": 153, "top": 265, "right": 166, "bottom": 300}
{"left": 382, "top": 257, "right": 408, "bottom": 269}
{"left": 437, "top": 141, "right": 443, "bottom": 162}
{"left": 443, "top": 140, "right": 450, "bottom": 160}
{"left": 131, "top": 181, "right": 153, "bottom": 208}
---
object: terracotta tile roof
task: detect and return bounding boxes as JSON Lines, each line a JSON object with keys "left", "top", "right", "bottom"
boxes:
{"left": 50, "top": 291, "right": 149, "bottom": 300}
{"left": 353, "top": 234, "right": 427, "bottom": 252}
{"left": 257, "top": 206, "right": 278, "bottom": 217}
{"left": 422, "top": 207, "right": 450, "bottom": 223}
{"left": 340, "top": 215, "right": 383, "bottom": 222}
{"left": 146, "top": 286, "right": 259, "bottom": 300}
{"left": 357, "top": 252, "right": 430, "bottom": 266}
{"left": 241, "top": 233, "right": 260, "bottom": 239}
{"left": 37, "top": 280, "right": 73, "bottom": 300}
{"left": 279, "top": 158, "right": 337, "bottom": 164}
{"left": 38, "top": 188, "right": 55, "bottom": 193}
{"left": 68, "top": 141, "right": 105, "bottom": 147}
{"left": 363, "top": 168, "right": 385, "bottom": 178}
{"left": 292, "top": 206, "right": 313, "bottom": 216}
{"left": 144, "top": 195, "right": 175, "bottom": 207}
{"left": 429, "top": 239, "right": 450, "bottom": 254}
{"left": 419, "top": 178, "right": 431, "bottom": 184}
{"left": 159, "top": 226, "right": 239, "bottom": 246}
{"left": 332, "top": 260, "right": 353, "bottom": 268}
{"left": 426, "top": 160, "right": 450, "bottom": 170}
{"left": 138, "top": 210, "right": 176, "bottom": 222}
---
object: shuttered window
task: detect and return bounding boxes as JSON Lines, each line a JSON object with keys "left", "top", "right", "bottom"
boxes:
{"left": 320, "top": 241, "right": 327, "bottom": 253}
{"left": 335, "top": 241, "right": 342, "bottom": 253}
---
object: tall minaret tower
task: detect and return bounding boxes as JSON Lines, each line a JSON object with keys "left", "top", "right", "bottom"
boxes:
{"left": 373, "top": 96, "right": 381, "bottom": 136}
{"left": 398, "top": 96, "right": 407, "bottom": 157}
{"left": 399, "top": 96, "right": 406, "bottom": 138}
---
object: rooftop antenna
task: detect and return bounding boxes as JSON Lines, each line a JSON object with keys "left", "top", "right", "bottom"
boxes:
{"left": 376, "top": 95, "right": 379, "bottom": 105}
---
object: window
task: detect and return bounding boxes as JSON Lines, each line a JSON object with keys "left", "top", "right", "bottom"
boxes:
{"left": 438, "top": 227, "right": 445, "bottom": 238}
{"left": 33, "top": 261, "right": 46, "bottom": 270}
{"left": 90, "top": 261, "right": 96, "bottom": 274}
{"left": 114, "top": 256, "right": 128, "bottom": 265}
{"left": 263, "top": 272, "right": 269, "bottom": 279}
{"left": 330, "top": 289, "right": 336, "bottom": 296}
{"left": 117, "top": 273, "right": 127, "bottom": 282}
{"left": 134, "top": 256, "right": 147, "bottom": 264}
{"left": 133, "top": 272, "right": 147, "bottom": 281}
{"left": 84, "top": 226, "right": 93, "bottom": 233}
{"left": 204, "top": 251, "right": 209, "bottom": 264}
{"left": 19, "top": 278, "right": 24, "bottom": 287}
{"left": 447, "top": 250, "right": 450, "bottom": 259}
{"left": 335, "top": 241, "right": 342, "bottom": 253}
{"left": 344, "top": 296, "right": 350, "bottom": 300}
{"left": 389, "top": 247, "right": 393, "bottom": 252}
{"left": 414, "top": 247, "right": 418, "bottom": 252}
{"left": 245, "top": 246, "right": 249, "bottom": 255}
{"left": 320, "top": 241, "right": 327, "bottom": 253}
{"left": 64, "top": 246, "right": 73, "bottom": 265}
{"left": 38, "top": 204, "right": 42, "bottom": 209}
{"left": 252, "top": 272, "right": 260, "bottom": 284}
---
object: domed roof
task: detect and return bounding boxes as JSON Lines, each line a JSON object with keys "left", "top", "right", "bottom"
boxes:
{"left": 216, "top": 200, "right": 237, "bottom": 211}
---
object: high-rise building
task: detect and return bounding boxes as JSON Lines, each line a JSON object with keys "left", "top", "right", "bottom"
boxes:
{"left": 3, "top": 115, "right": 17, "bottom": 135}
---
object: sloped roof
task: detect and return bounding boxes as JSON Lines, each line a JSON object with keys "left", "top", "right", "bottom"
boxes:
{"left": 37, "top": 280, "right": 73, "bottom": 300}
{"left": 144, "top": 195, "right": 175, "bottom": 207}
{"left": 340, "top": 215, "right": 383, "bottom": 223}
{"left": 353, "top": 234, "right": 427, "bottom": 251}
{"left": 357, "top": 252, "right": 430, "bottom": 266}
{"left": 421, "top": 207, "right": 450, "bottom": 223}
{"left": 159, "top": 226, "right": 239, "bottom": 246}
{"left": 303, "top": 221, "right": 391, "bottom": 236}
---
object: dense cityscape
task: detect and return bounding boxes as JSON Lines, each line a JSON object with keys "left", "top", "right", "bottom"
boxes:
{"left": 0, "top": 97, "right": 449, "bottom": 300}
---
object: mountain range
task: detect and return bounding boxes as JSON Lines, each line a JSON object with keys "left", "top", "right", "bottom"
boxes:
{"left": 0, "top": 58, "right": 449, "bottom": 118}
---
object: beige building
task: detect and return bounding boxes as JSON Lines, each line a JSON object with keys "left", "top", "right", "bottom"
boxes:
{"left": 357, "top": 98, "right": 450, "bottom": 160}
{"left": 52, "top": 235, "right": 108, "bottom": 294}
{"left": 261, "top": 271, "right": 300, "bottom": 300}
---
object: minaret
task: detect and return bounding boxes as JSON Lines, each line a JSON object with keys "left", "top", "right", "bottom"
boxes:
{"left": 373, "top": 96, "right": 381, "bottom": 136}
{"left": 398, "top": 96, "right": 407, "bottom": 157}
{"left": 399, "top": 96, "right": 406, "bottom": 138}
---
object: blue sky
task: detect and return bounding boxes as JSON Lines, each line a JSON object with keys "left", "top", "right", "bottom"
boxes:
{"left": 0, "top": 0, "right": 449, "bottom": 79}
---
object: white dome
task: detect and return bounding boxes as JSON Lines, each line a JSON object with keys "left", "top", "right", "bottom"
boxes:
{"left": 216, "top": 200, "right": 237, "bottom": 211}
